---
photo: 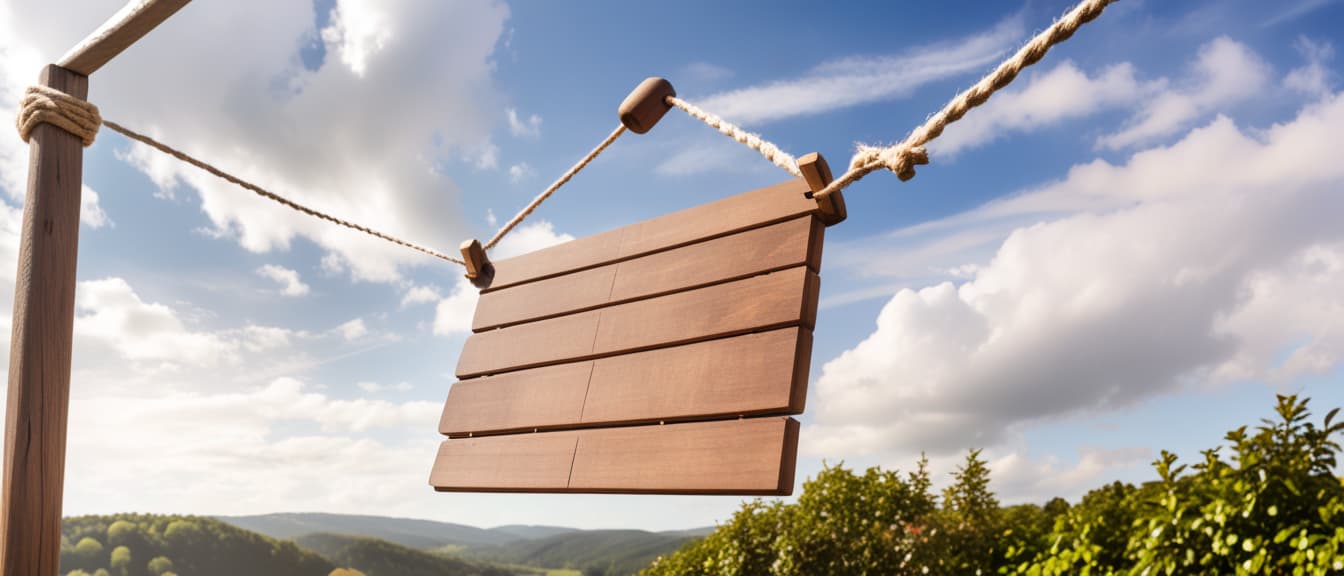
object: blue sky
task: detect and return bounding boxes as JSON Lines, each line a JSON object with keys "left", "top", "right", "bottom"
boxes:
{"left": 1, "top": 0, "right": 1343, "bottom": 531}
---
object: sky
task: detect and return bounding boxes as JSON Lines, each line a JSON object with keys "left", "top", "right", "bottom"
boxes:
{"left": 0, "top": 0, "right": 1342, "bottom": 531}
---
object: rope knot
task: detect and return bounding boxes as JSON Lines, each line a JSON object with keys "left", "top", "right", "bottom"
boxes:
{"left": 15, "top": 85, "right": 101, "bottom": 147}
{"left": 851, "top": 144, "right": 929, "bottom": 181}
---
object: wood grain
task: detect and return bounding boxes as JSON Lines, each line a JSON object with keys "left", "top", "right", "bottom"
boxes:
{"left": 1, "top": 65, "right": 87, "bottom": 576}
{"left": 485, "top": 179, "right": 819, "bottom": 291}
{"left": 429, "top": 431, "right": 579, "bottom": 492}
{"left": 431, "top": 417, "right": 799, "bottom": 495}
{"left": 472, "top": 216, "right": 822, "bottom": 331}
{"left": 58, "top": 0, "right": 193, "bottom": 76}
{"left": 440, "top": 327, "right": 812, "bottom": 437}
{"left": 456, "top": 266, "right": 820, "bottom": 378}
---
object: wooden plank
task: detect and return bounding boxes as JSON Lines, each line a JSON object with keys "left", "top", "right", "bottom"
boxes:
{"left": 472, "top": 216, "right": 823, "bottom": 331}
{"left": 440, "top": 327, "right": 812, "bottom": 437}
{"left": 486, "top": 179, "right": 817, "bottom": 290}
{"left": 431, "top": 417, "right": 799, "bottom": 495}
{"left": 1, "top": 65, "right": 87, "bottom": 576}
{"left": 567, "top": 417, "right": 799, "bottom": 495}
{"left": 428, "top": 431, "right": 578, "bottom": 492}
{"left": 58, "top": 0, "right": 193, "bottom": 76}
{"left": 440, "top": 362, "right": 593, "bottom": 436}
{"left": 456, "top": 266, "right": 819, "bottom": 378}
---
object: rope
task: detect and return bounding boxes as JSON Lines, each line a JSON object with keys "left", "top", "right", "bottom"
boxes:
{"left": 814, "top": 0, "right": 1117, "bottom": 199}
{"left": 484, "top": 124, "right": 626, "bottom": 250}
{"left": 101, "top": 120, "right": 467, "bottom": 266}
{"left": 16, "top": 85, "right": 101, "bottom": 146}
{"left": 665, "top": 96, "right": 802, "bottom": 178}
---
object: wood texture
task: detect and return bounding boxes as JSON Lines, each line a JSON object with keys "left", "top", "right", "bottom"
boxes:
{"left": 486, "top": 179, "right": 820, "bottom": 290}
{"left": 459, "top": 238, "right": 491, "bottom": 283}
{"left": 472, "top": 216, "right": 823, "bottom": 331}
{"left": 1, "top": 65, "right": 88, "bottom": 576}
{"left": 431, "top": 417, "right": 799, "bottom": 495}
{"left": 58, "top": 0, "right": 192, "bottom": 75}
{"left": 456, "top": 266, "right": 819, "bottom": 378}
{"left": 798, "top": 152, "right": 846, "bottom": 225}
{"left": 618, "top": 77, "right": 675, "bottom": 134}
{"left": 441, "top": 327, "right": 812, "bottom": 437}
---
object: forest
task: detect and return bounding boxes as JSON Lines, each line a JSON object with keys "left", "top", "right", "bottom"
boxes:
{"left": 642, "top": 395, "right": 1344, "bottom": 575}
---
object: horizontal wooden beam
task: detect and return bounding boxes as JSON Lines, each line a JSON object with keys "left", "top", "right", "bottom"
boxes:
{"left": 485, "top": 178, "right": 822, "bottom": 291}
{"left": 456, "top": 266, "right": 820, "bottom": 378}
{"left": 58, "top": 0, "right": 192, "bottom": 76}
{"left": 441, "top": 327, "right": 812, "bottom": 437}
{"left": 430, "top": 417, "right": 799, "bottom": 495}
{"left": 472, "top": 216, "right": 823, "bottom": 331}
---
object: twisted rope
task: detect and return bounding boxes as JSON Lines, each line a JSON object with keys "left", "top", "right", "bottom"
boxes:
{"left": 484, "top": 123, "right": 626, "bottom": 250}
{"left": 815, "top": 0, "right": 1117, "bottom": 199}
{"left": 666, "top": 95, "right": 802, "bottom": 178}
{"left": 102, "top": 120, "right": 466, "bottom": 266}
{"left": 16, "top": 85, "right": 101, "bottom": 146}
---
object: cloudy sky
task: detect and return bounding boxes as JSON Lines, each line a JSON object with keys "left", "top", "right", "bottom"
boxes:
{"left": 1, "top": 0, "right": 1342, "bottom": 531}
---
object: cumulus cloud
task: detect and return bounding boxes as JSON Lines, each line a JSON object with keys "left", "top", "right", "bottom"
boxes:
{"left": 399, "top": 284, "right": 441, "bottom": 308}
{"left": 337, "top": 318, "right": 368, "bottom": 341}
{"left": 507, "top": 162, "right": 535, "bottom": 183}
{"left": 1285, "top": 37, "right": 1337, "bottom": 97}
{"left": 2, "top": 0, "right": 511, "bottom": 283}
{"left": 75, "top": 277, "right": 239, "bottom": 367}
{"left": 807, "top": 91, "right": 1344, "bottom": 460}
{"left": 256, "top": 264, "right": 311, "bottom": 296}
{"left": 357, "top": 380, "right": 414, "bottom": 393}
{"left": 690, "top": 16, "right": 1023, "bottom": 125}
{"left": 505, "top": 107, "right": 542, "bottom": 139}
{"left": 934, "top": 62, "right": 1158, "bottom": 156}
{"left": 1097, "top": 37, "right": 1270, "bottom": 150}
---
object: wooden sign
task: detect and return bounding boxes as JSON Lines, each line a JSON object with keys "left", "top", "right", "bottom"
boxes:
{"left": 431, "top": 176, "right": 842, "bottom": 495}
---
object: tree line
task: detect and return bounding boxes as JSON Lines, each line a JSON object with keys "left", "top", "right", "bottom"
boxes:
{"left": 641, "top": 395, "right": 1344, "bottom": 575}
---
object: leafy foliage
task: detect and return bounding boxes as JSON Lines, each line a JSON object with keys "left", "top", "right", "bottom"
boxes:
{"left": 643, "top": 395, "right": 1344, "bottom": 576}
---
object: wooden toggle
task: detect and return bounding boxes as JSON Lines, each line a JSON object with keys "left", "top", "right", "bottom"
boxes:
{"left": 459, "top": 238, "right": 493, "bottom": 286}
{"left": 618, "top": 77, "right": 676, "bottom": 134}
{"left": 798, "top": 152, "right": 846, "bottom": 225}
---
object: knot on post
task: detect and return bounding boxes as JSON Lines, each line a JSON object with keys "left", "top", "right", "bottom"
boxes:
{"left": 851, "top": 144, "right": 929, "bottom": 182}
{"left": 16, "top": 84, "right": 101, "bottom": 147}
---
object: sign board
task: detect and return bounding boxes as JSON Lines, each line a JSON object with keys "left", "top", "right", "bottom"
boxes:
{"left": 431, "top": 178, "right": 840, "bottom": 495}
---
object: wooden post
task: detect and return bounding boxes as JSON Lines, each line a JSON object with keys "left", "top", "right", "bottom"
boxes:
{"left": 0, "top": 64, "right": 89, "bottom": 576}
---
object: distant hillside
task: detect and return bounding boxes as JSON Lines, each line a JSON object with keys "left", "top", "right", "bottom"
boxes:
{"left": 491, "top": 524, "right": 581, "bottom": 540}
{"left": 61, "top": 514, "right": 334, "bottom": 576}
{"left": 462, "top": 529, "right": 701, "bottom": 576}
{"left": 217, "top": 512, "right": 519, "bottom": 549}
{"left": 296, "top": 533, "right": 517, "bottom": 576}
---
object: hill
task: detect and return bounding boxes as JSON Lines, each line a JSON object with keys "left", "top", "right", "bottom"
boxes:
{"left": 295, "top": 532, "right": 517, "bottom": 576}
{"left": 462, "top": 529, "right": 700, "bottom": 576}
{"left": 61, "top": 514, "right": 334, "bottom": 576}
{"left": 217, "top": 512, "right": 519, "bottom": 549}
{"left": 491, "top": 525, "right": 581, "bottom": 540}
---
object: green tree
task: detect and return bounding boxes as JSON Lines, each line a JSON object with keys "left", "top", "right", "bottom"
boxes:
{"left": 146, "top": 555, "right": 174, "bottom": 576}
{"left": 109, "top": 545, "right": 131, "bottom": 576}
{"left": 71, "top": 537, "right": 105, "bottom": 572}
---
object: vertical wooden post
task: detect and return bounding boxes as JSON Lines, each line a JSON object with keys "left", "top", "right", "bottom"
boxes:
{"left": 1, "top": 64, "right": 88, "bottom": 576}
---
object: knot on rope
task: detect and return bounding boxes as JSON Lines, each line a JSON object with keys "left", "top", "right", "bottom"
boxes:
{"left": 851, "top": 144, "right": 929, "bottom": 182}
{"left": 16, "top": 85, "right": 101, "bottom": 147}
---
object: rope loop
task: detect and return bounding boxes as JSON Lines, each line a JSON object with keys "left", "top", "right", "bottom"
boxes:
{"left": 16, "top": 84, "right": 102, "bottom": 147}
{"left": 851, "top": 144, "right": 929, "bottom": 182}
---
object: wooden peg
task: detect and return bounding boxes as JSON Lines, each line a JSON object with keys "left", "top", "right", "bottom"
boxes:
{"left": 618, "top": 77, "right": 676, "bottom": 134}
{"left": 798, "top": 152, "right": 846, "bottom": 226}
{"left": 459, "top": 239, "right": 493, "bottom": 287}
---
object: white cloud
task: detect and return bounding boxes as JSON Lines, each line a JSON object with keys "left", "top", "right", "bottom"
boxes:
{"left": 433, "top": 220, "right": 572, "bottom": 336}
{"left": 505, "top": 107, "right": 541, "bottom": 139}
{"left": 256, "top": 264, "right": 311, "bottom": 296}
{"left": 75, "top": 277, "right": 238, "bottom": 367}
{"left": 337, "top": 318, "right": 368, "bottom": 341}
{"left": 1285, "top": 37, "right": 1336, "bottom": 97}
{"left": 507, "top": 162, "right": 535, "bottom": 183}
{"left": 807, "top": 91, "right": 1344, "bottom": 459}
{"left": 80, "top": 185, "right": 111, "bottom": 228}
{"left": 399, "top": 284, "right": 441, "bottom": 308}
{"left": 1098, "top": 37, "right": 1270, "bottom": 150}
{"left": 2, "top": 0, "right": 511, "bottom": 284}
{"left": 690, "top": 16, "right": 1023, "bottom": 125}
{"left": 934, "top": 61, "right": 1157, "bottom": 156}
{"left": 357, "top": 380, "right": 414, "bottom": 393}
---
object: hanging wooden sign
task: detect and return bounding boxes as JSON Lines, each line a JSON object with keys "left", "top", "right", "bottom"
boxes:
{"left": 430, "top": 156, "right": 843, "bottom": 495}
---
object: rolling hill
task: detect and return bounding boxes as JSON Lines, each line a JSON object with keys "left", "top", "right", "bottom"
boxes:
{"left": 460, "top": 529, "right": 702, "bottom": 576}
{"left": 216, "top": 512, "right": 524, "bottom": 549}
